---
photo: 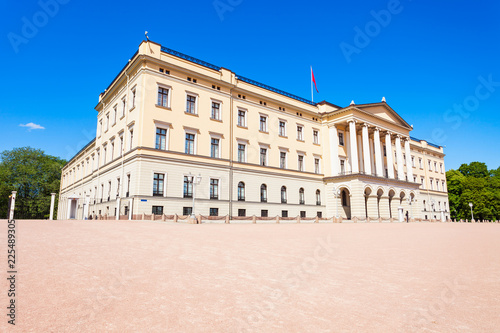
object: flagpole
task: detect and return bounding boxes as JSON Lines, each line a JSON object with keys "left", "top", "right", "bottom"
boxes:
{"left": 311, "top": 66, "right": 313, "bottom": 103}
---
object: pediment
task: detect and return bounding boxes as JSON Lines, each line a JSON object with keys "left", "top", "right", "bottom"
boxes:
{"left": 352, "top": 103, "right": 412, "bottom": 129}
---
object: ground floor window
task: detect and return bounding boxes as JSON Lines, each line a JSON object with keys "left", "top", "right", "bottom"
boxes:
{"left": 124, "top": 206, "right": 129, "bottom": 215}
{"left": 282, "top": 210, "right": 288, "bottom": 217}
{"left": 317, "top": 211, "right": 322, "bottom": 218}
{"left": 209, "top": 208, "right": 219, "bottom": 216}
{"left": 152, "top": 206, "right": 163, "bottom": 215}
{"left": 261, "top": 210, "right": 268, "bottom": 217}
{"left": 300, "top": 211, "right": 306, "bottom": 218}
{"left": 183, "top": 207, "right": 192, "bottom": 216}
{"left": 238, "top": 209, "right": 246, "bottom": 217}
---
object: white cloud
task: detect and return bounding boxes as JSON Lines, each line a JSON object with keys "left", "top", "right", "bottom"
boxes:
{"left": 19, "top": 122, "right": 45, "bottom": 131}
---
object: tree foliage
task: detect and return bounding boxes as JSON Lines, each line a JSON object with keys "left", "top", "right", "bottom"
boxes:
{"left": 447, "top": 162, "right": 500, "bottom": 221}
{"left": 0, "top": 147, "right": 66, "bottom": 219}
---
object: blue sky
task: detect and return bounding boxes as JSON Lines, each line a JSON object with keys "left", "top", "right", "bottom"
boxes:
{"left": 1, "top": 0, "right": 499, "bottom": 170}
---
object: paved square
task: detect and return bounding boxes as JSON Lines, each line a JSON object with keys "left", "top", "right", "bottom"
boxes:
{"left": 1, "top": 220, "right": 499, "bottom": 332}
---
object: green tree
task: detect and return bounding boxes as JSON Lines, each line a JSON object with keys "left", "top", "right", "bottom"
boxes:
{"left": 0, "top": 147, "right": 66, "bottom": 219}
{"left": 447, "top": 162, "right": 500, "bottom": 221}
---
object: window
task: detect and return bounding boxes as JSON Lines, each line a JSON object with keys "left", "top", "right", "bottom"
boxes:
{"left": 403, "top": 153, "right": 406, "bottom": 165}
{"left": 298, "top": 155, "right": 304, "bottom": 171}
{"left": 300, "top": 211, "right": 306, "bottom": 218}
{"left": 238, "top": 209, "right": 246, "bottom": 217}
{"left": 428, "top": 160, "right": 432, "bottom": 171}
{"left": 279, "top": 121, "right": 286, "bottom": 137}
{"left": 260, "top": 148, "right": 267, "bottom": 166}
{"left": 442, "top": 180, "right": 445, "bottom": 192}
{"left": 434, "top": 162, "right": 437, "bottom": 172}
{"left": 383, "top": 145, "right": 386, "bottom": 156}
{"left": 210, "top": 179, "right": 219, "bottom": 200}
{"left": 237, "top": 144, "right": 246, "bottom": 163}
{"left": 440, "top": 163, "right": 443, "bottom": 173}
{"left": 185, "top": 133, "right": 195, "bottom": 154}
{"left": 183, "top": 207, "right": 193, "bottom": 216}
{"left": 413, "top": 176, "right": 417, "bottom": 183}
{"left": 210, "top": 138, "right": 220, "bottom": 158}
{"left": 297, "top": 125, "right": 304, "bottom": 140}
{"left": 339, "top": 132, "right": 344, "bottom": 146}
{"left": 183, "top": 176, "right": 193, "bottom": 198}
{"left": 313, "top": 130, "right": 319, "bottom": 144}
{"left": 282, "top": 210, "right": 288, "bottom": 218}
{"left": 260, "top": 184, "right": 267, "bottom": 202}
{"left": 209, "top": 208, "right": 219, "bottom": 216}
{"left": 261, "top": 210, "right": 268, "bottom": 217}
{"left": 156, "top": 128, "right": 167, "bottom": 150}
{"left": 316, "top": 190, "right": 321, "bottom": 205}
{"left": 129, "top": 128, "right": 134, "bottom": 150}
{"left": 152, "top": 206, "right": 163, "bottom": 215}
{"left": 281, "top": 186, "right": 287, "bottom": 203}
{"left": 423, "top": 200, "right": 427, "bottom": 211}
{"left": 411, "top": 156, "right": 415, "bottom": 167}
{"left": 108, "top": 181, "right": 111, "bottom": 201}
{"left": 237, "top": 110, "right": 246, "bottom": 127}
{"left": 280, "top": 152, "right": 287, "bottom": 169}
{"left": 238, "top": 182, "right": 245, "bottom": 201}
{"left": 211, "top": 102, "right": 221, "bottom": 120}
{"left": 121, "top": 97, "right": 126, "bottom": 117}
{"left": 186, "top": 95, "right": 196, "bottom": 114}
{"left": 110, "top": 140, "right": 115, "bottom": 160}
{"left": 116, "top": 177, "right": 120, "bottom": 196}
{"left": 119, "top": 135, "right": 123, "bottom": 157}
{"left": 98, "top": 119, "right": 102, "bottom": 137}
{"left": 259, "top": 116, "right": 268, "bottom": 132}
{"left": 113, "top": 106, "right": 117, "bottom": 125}
{"left": 103, "top": 145, "right": 107, "bottom": 164}
{"left": 126, "top": 174, "right": 130, "bottom": 197}
{"left": 419, "top": 158, "right": 423, "bottom": 169}
{"left": 131, "top": 88, "right": 136, "bottom": 108}
{"left": 317, "top": 212, "right": 323, "bottom": 218}
{"left": 158, "top": 87, "right": 169, "bottom": 107}
{"left": 340, "top": 160, "right": 345, "bottom": 174}
{"left": 430, "top": 179, "right": 434, "bottom": 190}
{"left": 299, "top": 188, "right": 305, "bottom": 204}
{"left": 153, "top": 173, "right": 164, "bottom": 196}
{"left": 421, "top": 177, "right": 425, "bottom": 189}
{"left": 314, "top": 158, "right": 320, "bottom": 174}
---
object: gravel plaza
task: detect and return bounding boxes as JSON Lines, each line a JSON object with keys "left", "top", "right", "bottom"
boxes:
{"left": 1, "top": 220, "right": 499, "bottom": 332}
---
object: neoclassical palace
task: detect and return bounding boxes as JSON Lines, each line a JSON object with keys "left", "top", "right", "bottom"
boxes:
{"left": 58, "top": 40, "right": 449, "bottom": 221}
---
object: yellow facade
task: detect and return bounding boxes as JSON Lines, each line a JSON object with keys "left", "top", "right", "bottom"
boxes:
{"left": 58, "top": 40, "right": 449, "bottom": 221}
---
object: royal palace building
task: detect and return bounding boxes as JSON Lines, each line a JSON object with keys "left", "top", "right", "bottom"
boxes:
{"left": 58, "top": 40, "right": 449, "bottom": 221}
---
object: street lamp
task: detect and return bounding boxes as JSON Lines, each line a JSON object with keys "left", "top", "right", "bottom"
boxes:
{"left": 407, "top": 196, "right": 414, "bottom": 221}
{"left": 334, "top": 186, "right": 341, "bottom": 218}
{"left": 469, "top": 202, "right": 474, "bottom": 221}
{"left": 188, "top": 173, "right": 202, "bottom": 218}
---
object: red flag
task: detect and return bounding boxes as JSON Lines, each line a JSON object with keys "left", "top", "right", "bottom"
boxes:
{"left": 311, "top": 67, "right": 319, "bottom": 93}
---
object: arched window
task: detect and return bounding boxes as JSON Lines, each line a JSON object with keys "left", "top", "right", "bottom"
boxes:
{"left": 260, "top": 184, "right": 267, "bottom": 202}
{"left": 281, "top": 186, "right": 287, "bottom": 203}
{"left": 316, "top": 189, "right": 321, "bottom": 205}
{"left": 299, "top": 188, "right": 305, "bottom": 204}
{"left": 342, "top": 190, "right": 347, "bottom": 206}
{"left": 238, "top": 182, "right": 245, "bottom": 201}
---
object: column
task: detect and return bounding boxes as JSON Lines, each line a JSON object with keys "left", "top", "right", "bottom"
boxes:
{"left": 67, "top": 198, "right": 72, "bottom": 220}
{"left": 404, "top": 138, "right": 413, "bottom": 181}
{"left": 395, "top": 135, "right": 405, "bottom": 180}
{"left": 373, "top": 128, "right": 383, "bottom": 177}
{"left": 49, "top": 193, "right": 56, "bottom": 220}
{"left": 116, "top": 197, "right": 121, "bottom": 220}
{"left": 348, "top": 121, "right": 359, "bottom": 173}
{"left": 379, "top": 196, "right": 391, "bottom": 219}
{"left": 357, "top": 134, "right": 363, "bottom": 172}
{"left": 362, "top": 124, "right": 371, "bottom": 175}
{"left": 385, "top": 132, "right": 395, "bottom": 178}
{"left": 329, "top": 125, "right": 339, "bottom": 176}
{"left": 366, "top": 195, "right": 378, "bottom": 219}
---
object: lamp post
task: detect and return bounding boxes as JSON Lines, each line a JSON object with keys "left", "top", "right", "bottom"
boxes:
{"left": 333, "top": 186, "right": 340, "bottom": 218}
{"left": 188, "top": 173, "right": 202, "bottom": 218}
{"left": 469, "top": 202, "right": 474, "bottom": 221}
{"left": 407, "top": 196, "right": 414, "bottom": 221}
